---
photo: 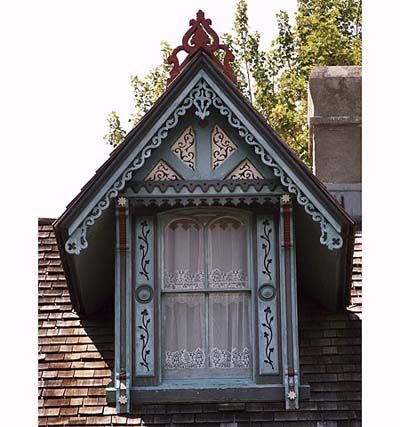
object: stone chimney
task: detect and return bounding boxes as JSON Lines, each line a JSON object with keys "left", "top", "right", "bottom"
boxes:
{"left": 308, "top": 66, "right": 361, "bottom": 224}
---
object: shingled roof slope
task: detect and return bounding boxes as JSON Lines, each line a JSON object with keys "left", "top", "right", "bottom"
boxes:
{"left": 39, "top": 219, "right": 361, "bottom": 426}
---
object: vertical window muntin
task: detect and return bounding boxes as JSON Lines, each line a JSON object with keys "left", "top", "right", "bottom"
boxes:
{"left": 159, "top": 208, "right": 253, "bottom": 380}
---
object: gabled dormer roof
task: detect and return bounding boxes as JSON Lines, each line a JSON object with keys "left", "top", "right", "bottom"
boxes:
{"left": 54, "top": 12, "right": 354, "bottom": 315}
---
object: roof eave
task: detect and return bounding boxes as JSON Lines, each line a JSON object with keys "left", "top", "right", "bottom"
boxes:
{"left": 54, "top": 50, "right": 355, "bottom": 313}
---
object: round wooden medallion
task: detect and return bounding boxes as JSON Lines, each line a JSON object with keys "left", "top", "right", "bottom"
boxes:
{"left": 135, "top": 285, "right": 153, "bottom": 304}
{"left": 258, "top": 284, "right": 276, "bottom": 301}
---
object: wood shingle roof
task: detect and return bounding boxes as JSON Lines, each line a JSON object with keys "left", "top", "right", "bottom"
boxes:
{"left": 38, "top": 219, "right": 361, "bottom": 426}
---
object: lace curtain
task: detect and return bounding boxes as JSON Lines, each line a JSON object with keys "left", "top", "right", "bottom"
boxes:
{"left": 162, "top": 214, "right": 251, "bottom": 377}
{"left": 164, "top": 218, "right": 205, "bottom": 289}
{"left": 208, "top": 217, "right": 248, "bottom": 289}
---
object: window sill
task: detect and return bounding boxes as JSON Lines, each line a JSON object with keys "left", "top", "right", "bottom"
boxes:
{"left": 107, "top": 380, "right": 310, "bottom": 404}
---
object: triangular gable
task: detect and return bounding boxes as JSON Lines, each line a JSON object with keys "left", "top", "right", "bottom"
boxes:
{"left": 56, "top": 52, "right": 351, "bottom": 258}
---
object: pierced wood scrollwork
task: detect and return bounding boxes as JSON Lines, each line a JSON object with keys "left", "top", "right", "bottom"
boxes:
{"left": 226, "top": 159, "right": 264, "bottom": 180}
{"left": 138, "top": 308, "right": 151, "bottom": 372}
{"left": 167, "top": 10, "right": 236, "bottom": 85}
{"left": 135, "top": 216, "right": 154, "bottom": 378}
{"left": 145, "top": 160, "right": 182, "bottom": 181}
{"left": 171, "top": 126, "right": 196, "bottom": 170}
{"left": 256, "top": 214, "right": 279, "bottom": 375}
{"left": 66, "top": 78, "right": 343, "bottom": 255}
{"left": 138, "top": 221, "right": 150, "bottom": 280}
{"left": 211, "top": 125, "right": 237, "bottom": 169}
{"left": 262, "top": 307, "right": 275, "bottom": 370}
{"left": 260, "top": 219, "right": 273, "bottom": 280}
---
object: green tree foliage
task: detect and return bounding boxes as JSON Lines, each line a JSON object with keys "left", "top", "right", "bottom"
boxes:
{"left": 104, "top": 0, "right": 361, "bottom": 165}
{"left": 103, "top": 111, "right": 126, "bottom": 148}
{"left": 103, "top": 41, "right": 172, "bottom": 147}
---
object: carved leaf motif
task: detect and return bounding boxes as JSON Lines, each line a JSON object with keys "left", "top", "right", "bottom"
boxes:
{"left": 145, "top": 160, "right": 182, "bottom": 181}
{"left": 260, "top": 220, "right": 273, "bottom": 280}
{"left": 211, "top": 125, "right": 237, "bottom": 169}
{"left": 170, "top": 126, "right": 196, "bottom": 170}
{"left": 262, "top": 306, "right": 274, "bottom": 369}
{"left": 138, "top": 309, "right": 151, "bottom": 371}
{"left": 138, "top": 221, "right": 150, "bottom": 280}
{"left": 226, "top": 159, "right": 264, "bottom": 180}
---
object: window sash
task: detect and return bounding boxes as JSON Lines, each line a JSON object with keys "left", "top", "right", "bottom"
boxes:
{"left": 161, "top": 213, "right": 251, "bottom": 291}
{"left": 159, "top": 209, "right": 253, "bottom": 381}
{"left": 162, "top": 291, "right": 252, "bottom": 380}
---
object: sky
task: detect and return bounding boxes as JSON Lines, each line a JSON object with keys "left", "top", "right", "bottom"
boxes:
{"left": 2, "top": 0, "right": 297, "bottom": 218}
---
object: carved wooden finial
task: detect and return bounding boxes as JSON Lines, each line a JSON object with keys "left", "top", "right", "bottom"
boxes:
{"left": 167, "top": 10, "right": 237, "bottom": 86}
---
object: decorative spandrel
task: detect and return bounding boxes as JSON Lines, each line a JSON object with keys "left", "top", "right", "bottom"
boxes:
{"left": 170, "top": 126, "right": 196, "bottom": 170}
{"left": 211, "top": 125, "right": 237, "bottom": 169}
{"left": 145, "top": 160, "right": 182, "bottom": 181}
{"left": 226, "top": 159, "right": 264, "bottom": 180}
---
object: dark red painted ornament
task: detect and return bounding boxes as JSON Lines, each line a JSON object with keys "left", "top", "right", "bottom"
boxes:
{"left": 118, "top": 207, "right": 127, "bottom": 251}
{"left": 282, "top": 205, "right": 292, "bottom": 248}
{"left": 167, "top": 10, "right": 237, "bottom": 86}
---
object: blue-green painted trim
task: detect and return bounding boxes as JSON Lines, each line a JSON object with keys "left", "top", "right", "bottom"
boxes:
{"left": 115, "top": 205, "right": 131, "bottom": 413}
{"left": 199, "top": 73, "right": 341, "bottom": 231}
{"left": 279, "top": 201, "right": 300, "bottom": 409}
{"left": 256, "top": 214, "right": 280, "bottom": 376}
{"left": 124, "top": 207, "right": 132, "bottom": 411}
{"left": 289, "top": 206, "right": 300, "bottom": 409}
{"left": 134, "top": 216, "right": 155, "bottom": 377}
{"left": 114, "top": 205, "right": 121, "bottom": 412}
{"left": 65, "top": 70, "right": 342, "bottom": 255}
{"left": 124, "top": 182, "right": 281, "bottom": 198}
{"left": 278, "top": 206, "right": 289, "bottom": 408}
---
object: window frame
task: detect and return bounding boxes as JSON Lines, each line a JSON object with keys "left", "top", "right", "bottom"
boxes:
{"left": 109, "top": 199, "right": 308, "bottom": 410}
{"left": 157, "top": 207, "right": 255, "bottom": 382}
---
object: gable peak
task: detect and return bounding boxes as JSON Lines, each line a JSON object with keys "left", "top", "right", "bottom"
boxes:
{"left": 167, "top": 10, "right": 237, "bottom": 86}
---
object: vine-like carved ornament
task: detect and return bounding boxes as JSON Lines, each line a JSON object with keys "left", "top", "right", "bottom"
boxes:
{"left": 262, "top": 306, "right": 274, "bottom": 370}
{"left": 65, "top": 78, "right": 342, "bottom": 254}
{"left": 138, "top": 308, "right": 151, "bottom": 372}
{"left": 138, "top": 221, "right": 150, "bottom": 280}
{"left": 260, "top": 219, "right": 273, "bottom": 280}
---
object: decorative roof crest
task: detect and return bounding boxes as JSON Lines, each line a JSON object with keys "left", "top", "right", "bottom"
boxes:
{"left": 167, "top": 10, "right": 237, "bottom": 86}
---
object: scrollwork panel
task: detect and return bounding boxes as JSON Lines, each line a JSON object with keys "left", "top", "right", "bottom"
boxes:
{"left": 170, "top": 126, "right": 196, "bottom": 170}
{"left": 65, "top": 78, "right": 343, "bottom": 255}
{"left": 256, "top": 215, "right": 279, "bottom": 375}
{"left": 134, "top": 216, "right": 155, "bottom": 377}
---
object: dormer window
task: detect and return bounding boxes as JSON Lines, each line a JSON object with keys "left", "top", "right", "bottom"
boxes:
{"left": 54, "top": 9, "right": 354, "bottom": 416}
{"left": 124, "top": 190, "right": 310, "bottom": 409}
